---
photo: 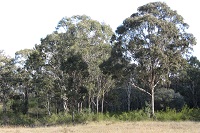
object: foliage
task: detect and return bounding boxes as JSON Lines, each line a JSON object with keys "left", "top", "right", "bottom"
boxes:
{"left": 117, "top": 110, "right": 149, "bottom": 121}
{"left": 155, "top": 88, "right": 184, "bottom": 111}
{"left": 171, "top": 56, "right": 200, "bottom": 108}
{"left": 102, "top": 1, "right": 196, "bottom": 116}
{"left": 156, "top": 106, "right": 200, "bottom": 121}
{"left": 0, "top": 106, "right": 200, "bottom": 126}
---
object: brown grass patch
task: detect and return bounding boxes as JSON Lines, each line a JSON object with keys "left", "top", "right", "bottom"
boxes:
{"left": 0, "top": 121, "right": 199, "bottom": 133}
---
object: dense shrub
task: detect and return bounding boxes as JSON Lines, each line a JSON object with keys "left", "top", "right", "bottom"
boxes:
{"left": 0, "top": 106, "right": 200, "bottom": 126}
{"left": 156, "top": 106, "right": 200, "bottom": 121}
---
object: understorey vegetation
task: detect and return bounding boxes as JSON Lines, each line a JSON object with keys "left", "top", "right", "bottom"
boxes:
{"left": 0, "top": 106, "right": 200, "bottom": 126}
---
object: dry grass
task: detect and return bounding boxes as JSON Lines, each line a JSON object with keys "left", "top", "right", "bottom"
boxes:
{"left": 0, "top": 121, "right": 200, "bottom": 133}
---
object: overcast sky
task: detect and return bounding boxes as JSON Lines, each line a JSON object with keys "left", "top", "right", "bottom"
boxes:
{"left": 0, "top": 0, "right": 199, "bottom": 59}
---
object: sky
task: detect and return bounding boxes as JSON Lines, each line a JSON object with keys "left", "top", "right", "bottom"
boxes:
{"left": 0, "top": 0, "right": 199, "bottom": 60}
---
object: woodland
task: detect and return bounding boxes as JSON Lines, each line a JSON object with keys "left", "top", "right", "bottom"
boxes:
{"left": 0, "top": 2, "right": 200, "bottom": 125}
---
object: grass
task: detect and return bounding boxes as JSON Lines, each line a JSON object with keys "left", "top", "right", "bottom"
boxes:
{"left": 0, "top": 121, "right": 200, "bottom": 133}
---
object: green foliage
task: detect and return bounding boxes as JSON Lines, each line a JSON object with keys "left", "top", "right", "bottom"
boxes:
{"left": 0, "top": 107, "right": 200, "bottom": 126}
{"left": 45, "top": 113, "right": 72, "bottom": 125}
{"left": 117, "top": 110, "right": 149, "bottom": 121}
{"left": 155, "top": 88, "right": 184, "bottom": 111}
{"left": 171, "top": 56, "right": 200, "bottom": 108}
{"left": 156, "top": 108, "right": 182, "bottom": 121}
{"left": 103, "top": 1, "right": 196, "bottom": 117}
{"left": 0, "top": 112, "right": 34, "bottom": 125}
{"left": 156, "top": 106, "right": 200, "bottom": 121}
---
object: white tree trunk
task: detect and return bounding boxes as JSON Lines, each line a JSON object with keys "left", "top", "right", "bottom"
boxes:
{"left": 96, "top": 96, "right": 99, "bottom": 114}
{"left": 80, "top": 102, "right": 83, "bottom": 112}
{"left": 151, "top": 87, "right": 155, "bottom": 117}
{"left": 63, "top": 96, "right": 69, "bottom": 113}
{"left": 78, "top": 102, "right": 80, "bottom": 112}
{"left": 101, "top": 92, "right": 104, "bottom": 113}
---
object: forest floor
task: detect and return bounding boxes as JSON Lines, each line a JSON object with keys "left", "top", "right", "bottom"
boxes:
{"left": 0, "top": 121, "right": 200, "bottom": 133}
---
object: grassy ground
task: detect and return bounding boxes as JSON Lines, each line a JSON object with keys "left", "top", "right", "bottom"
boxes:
{"left": 0, "top": 121, "right": 200, "bottom": 133}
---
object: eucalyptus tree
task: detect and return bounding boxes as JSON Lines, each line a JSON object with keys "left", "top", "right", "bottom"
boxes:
{"left": 107, "top": 2, "right": 196, "bottom": 116}
{"left": 25, "top": 49, "right": 56, "bottom": 115}
{"left": 26, "top": 15, "right": 114, "bottom": 114}
{"left": 56, "top": 15, "right": 114, "bottom": 113}
{"left": 14, "top": 49, "right": 33, "bottom": 114}
{"left": 171, "top": 56, "right": 200, "bottom": 108}
{"left": 0, "top": 51, "right": 15, "bottom": 123}
{"left": 185, "top": 57, "right": 200, "bottom": 107}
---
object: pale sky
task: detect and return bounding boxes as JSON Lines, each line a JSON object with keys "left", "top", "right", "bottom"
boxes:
{"left": 0, "top": 0, "right": 199, "bottom": 60}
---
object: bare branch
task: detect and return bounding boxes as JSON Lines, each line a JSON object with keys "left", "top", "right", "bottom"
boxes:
{"left": 153, "top": 80, "right": 159, "bottom": 88}
{"left": 131, "top": 82, "right": 152, "bottom": 96}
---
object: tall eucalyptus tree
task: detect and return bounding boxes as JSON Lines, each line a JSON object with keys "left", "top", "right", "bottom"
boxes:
{"left": 56, "top": 15, "right": 114, "bottom": 113}
{"left": 27, "top": 15, "right": 114, "bottom": 113}
{"left": 107, "top": 2, "right": 196, "bottom": 116}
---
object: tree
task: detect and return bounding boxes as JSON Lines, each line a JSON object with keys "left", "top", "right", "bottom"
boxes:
{"left": 154, "top": 88, "right": 184, "bottom": 110}
{"left": 108, "top": 2, "right": 196, "bottom": 116}
{"left": 60, "top": 53, "right": 89, "bottom": 112}
{"left": 26, "top": 15, "right": 114, "bottom": 114}
{"left": 27, "top": 47, "right": 58, "bottom": 115}
{"left": 171, "top": 56, "right": 200, "bottom": 108}
{"left": 184, "top": 57, "right": 200, "bottom": 107}
{"left": 0, "top": 51, "right": 15, "bottom": 123}
{"left": 56, "top": 15, "right": 114, "bottom": 113}
{"left": 14, "top": 49, "right": 34, "bottom": 114}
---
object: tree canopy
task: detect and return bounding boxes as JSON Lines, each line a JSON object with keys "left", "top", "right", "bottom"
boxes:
{"left": 103, "top": 2, "right": 196, "bottom": 116}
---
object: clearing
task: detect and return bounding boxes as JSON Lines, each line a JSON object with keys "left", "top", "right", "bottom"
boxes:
{"left": 0, "top": 121, "right": 199, "bottom": 133}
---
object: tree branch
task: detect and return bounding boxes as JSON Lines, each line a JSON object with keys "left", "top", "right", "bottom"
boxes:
{"left": 153, "top": 80, "right": 159, "bottom": 88}
{"left": 131, "top": 82, "right": 152, "bottom": 96}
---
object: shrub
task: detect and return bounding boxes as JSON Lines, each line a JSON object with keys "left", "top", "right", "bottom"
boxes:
{"left": 155, "top": 88, "right": 184, "bottom": 111}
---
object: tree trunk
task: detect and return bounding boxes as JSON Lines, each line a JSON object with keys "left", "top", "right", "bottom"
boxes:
{"left": 56, "top": 100, "right": 59, "bottom": 114}
{"left": 63, "top": 100, "right": 68, "bottom": 113}
{"left": 78, "top": 102, "right": 80, "bottom": 112}
{"left": 126, "top": 85, "right": 131, "bottom": 112}
{"left": 72, "top": 111, "right": 75, "bottom": 124}
{"left": 62, "top": 94, "right": 69, "bottom": 113}
{"left": 127, "top": 93, "right": 131, "bottom": 112}
{"left": 88, "top": 93, "right": 91, "bottom": 111}
{"left": 47, "top": 99, "right": 51, "bottom": 116}
{"left": 91, "top": 95, "right": 95, "bottom": 112}
{"left": 80, "top": 102, "right": 82, "bottom": 112}
{"left": 23, "top": 87, "right": 29, "bottom": 114}
{"left": 46, "top": 94, "right": 51, "bottom": 116}
{"left": 151, "top": 87, "right": 155, "bottom": 117}
{"left": 101, "top": 92, "right": 104, "bottom": 113}
{"left": 2, "top": 94, "right": 6, "bottom": 113}
{"left": 96, "top": 96, "right": 99, "bottom": 114}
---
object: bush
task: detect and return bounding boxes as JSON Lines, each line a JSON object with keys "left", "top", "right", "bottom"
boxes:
{"left": 156, "top": 108, "right": 182, "bottom": 121}
{"left": 155, "top": 88, "right": 184, "bottom": 111}
{"left": 116, "top": 110, "right": 149, "bottom": 121}
{"left": 180, "top": 106, "right": 200, "bottom": 121}
{"left": 0, "top": 112, "right": 35, "bottom": 125}
{"left": 45, "top": 113, "right": 73, "bottom": 125}
{"left": 0, "top": 107, "right": 200, "bottom": 126}
{"left": 155, "top": 106, "right": 200, "bottom": 121}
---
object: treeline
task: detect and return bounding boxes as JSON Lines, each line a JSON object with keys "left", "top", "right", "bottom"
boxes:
{"left": 0, "top": 2, "right": 200, "bottom": 125}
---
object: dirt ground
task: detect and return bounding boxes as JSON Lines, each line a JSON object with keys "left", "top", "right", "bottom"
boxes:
{"left": 0, "top": 121, "right": 200, "bottom": 133}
